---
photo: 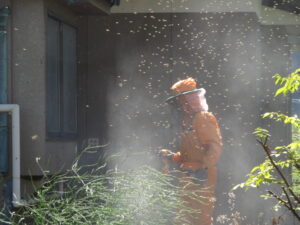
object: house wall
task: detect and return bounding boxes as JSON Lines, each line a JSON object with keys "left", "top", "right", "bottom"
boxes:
{"left": 11, "top": 0, "right": 81, "bottom": 178}
{"left": 1, "top": 0, "right": 298, "bottom": 223}
{"left": 86, "top": 10, "right": 293, "bottom": 223}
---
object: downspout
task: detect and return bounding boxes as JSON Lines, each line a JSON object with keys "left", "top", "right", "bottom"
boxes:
{"left": 0, "top": 6, "right": 9, "bottom": 174}
{"left": 0, "top": 104, "right": 26, "bottom": 207}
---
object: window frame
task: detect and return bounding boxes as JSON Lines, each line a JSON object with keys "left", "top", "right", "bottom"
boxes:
{"left": 46, "top": 14, "right": 78, "bottom": 141}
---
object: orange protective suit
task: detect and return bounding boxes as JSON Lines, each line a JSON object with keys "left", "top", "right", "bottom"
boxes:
{"left": 164, "top": 78, "right": 222, "bottom": 225}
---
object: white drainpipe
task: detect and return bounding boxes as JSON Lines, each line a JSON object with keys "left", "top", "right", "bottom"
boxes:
{"left": 0, "top": 104, "right": 26, "bottom": 207}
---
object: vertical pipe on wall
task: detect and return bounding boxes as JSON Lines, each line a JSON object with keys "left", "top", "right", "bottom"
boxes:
{"left": 0, "top": 6, "right": 9, "bottom": 174}
{"left": 11, "top": 104, "right": 20, "bottom": 207}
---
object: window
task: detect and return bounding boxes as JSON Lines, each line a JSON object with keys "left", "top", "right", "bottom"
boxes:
{"left": 291, "top": 51, "right": 300, "bottom": 193}
{"left": 46, "top": 16, "right": 77, "bottom": 139}
{"left": 291, "top": 52, "right": 300, "bottom": 119}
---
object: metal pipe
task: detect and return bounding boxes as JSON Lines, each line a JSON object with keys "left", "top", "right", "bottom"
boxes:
{"left": 0, "top": 104, "right": 26, "bottom": 207}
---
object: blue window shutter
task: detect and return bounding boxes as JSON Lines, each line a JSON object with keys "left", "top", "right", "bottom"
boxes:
{"left": 47, "top": 17, "right": 61, "bottom": 134}
{"left": 0, "top": 7, "right": 9, "bottom": 173}
{"left": 62, "top": 24, "right": 77, "bottom": 134}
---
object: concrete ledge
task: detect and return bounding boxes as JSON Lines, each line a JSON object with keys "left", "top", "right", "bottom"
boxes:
{"left": 112, "top": 0, "right": 261, "bottom": 14}
{"left": 259, "top": 6, "right": 300, "bottom": 25}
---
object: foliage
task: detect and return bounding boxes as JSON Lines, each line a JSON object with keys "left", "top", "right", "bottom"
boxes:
{"left": 233, "top": 69, "right": 300, "bottom": 222}
{"left": 274, "top": 68, "right": 300, "bottom": 97}
{"left": 0, "top": 149, "right": 202, "bottom": 225}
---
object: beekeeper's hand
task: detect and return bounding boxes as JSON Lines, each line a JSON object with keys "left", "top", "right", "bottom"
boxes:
{"left": 159, "top": 149, "right": 174, "bottom": 160}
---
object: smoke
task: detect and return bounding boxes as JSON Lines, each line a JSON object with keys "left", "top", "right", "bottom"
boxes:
{"left": 85, "top": 0, "right": 296, "bottom": 224}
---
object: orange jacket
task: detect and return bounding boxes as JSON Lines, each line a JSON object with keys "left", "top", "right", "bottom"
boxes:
{"left": 172, "top": 111, "right": 222, "bottom": 172}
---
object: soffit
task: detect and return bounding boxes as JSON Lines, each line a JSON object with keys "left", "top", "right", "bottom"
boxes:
{"left": 62, "top": 0, "right": 112, "bottom": 15}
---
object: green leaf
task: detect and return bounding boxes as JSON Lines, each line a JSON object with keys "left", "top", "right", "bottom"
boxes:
{"left": 250, "top": 166, "right": 260, "bottom": 173}
{"left": 253, "top": 127, "right": 270, "bottom": 140}
{"left": 275, "top": 87, "right": 285, "bottom": 96}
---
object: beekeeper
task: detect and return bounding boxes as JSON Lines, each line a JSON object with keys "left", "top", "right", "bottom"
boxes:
{"left": 161, "top": 77, "right": 223, "bottom": 225}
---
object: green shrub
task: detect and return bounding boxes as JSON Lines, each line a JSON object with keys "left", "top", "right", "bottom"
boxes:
{"left": 233, "top": 69, "right": 300, "bottom": 222}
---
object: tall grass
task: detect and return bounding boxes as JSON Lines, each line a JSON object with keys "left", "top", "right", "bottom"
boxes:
{"left": 0, "top": 149, "right": 203, "bottom": 225}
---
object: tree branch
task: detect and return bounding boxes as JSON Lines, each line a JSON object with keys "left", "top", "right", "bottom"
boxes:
{"left": 257, "top": 140, "right": 300, "bottom": 205}
{"left": 267, "top": 190, "right": 290, "bottom": 210}
{"left": 282, "top": 187, "right": 300, "bottom": 222}
{"left": 268, "top": 190, "right": 300, "bottom": 222}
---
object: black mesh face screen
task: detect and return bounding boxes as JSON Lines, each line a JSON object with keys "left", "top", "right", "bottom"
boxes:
{"left": 166, "top": 96, "right": 181, "bottom": 112}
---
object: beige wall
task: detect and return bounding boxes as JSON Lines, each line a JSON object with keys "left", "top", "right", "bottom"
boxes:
{"left": 0, "top": 0, "right": 9, "bottom": 8}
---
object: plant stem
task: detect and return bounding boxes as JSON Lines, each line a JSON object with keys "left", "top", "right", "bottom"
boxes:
{"left": 258, "top": 140, "right": 300, "bottom": 205}
{"left": 267, "top": 190, "right": 300, "bottom": 222}
{"left": 282, "top": 187, "right": 300, "bottom": 221}
{"left": 267, "top": 190, "right": 290, "bottom": 210}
